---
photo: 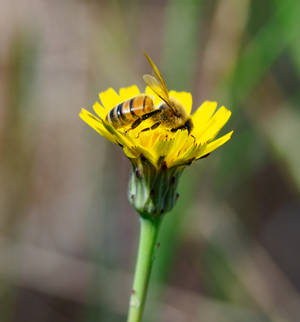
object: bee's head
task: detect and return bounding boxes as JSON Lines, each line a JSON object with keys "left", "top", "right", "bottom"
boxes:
{"left": 184, "top": 119, "right": 193, "bottom": 134}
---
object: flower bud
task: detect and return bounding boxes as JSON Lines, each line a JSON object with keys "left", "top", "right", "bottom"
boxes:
{"left": 128, "top": 157, "right": 183, "bottom": 219}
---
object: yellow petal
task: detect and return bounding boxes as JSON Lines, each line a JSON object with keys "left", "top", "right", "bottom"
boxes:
{"left": 165, "top": 131, "right": 189, "bottom": 165}
{"left": 171, "top": 144, "right": 204, "bottom": 167}
{"left": 192, "top": 101, "right": 218, "bottom": 130}
{"left": 197, "top": 106, "right": 231, "bottom": 144}
{"left": 79, "top": 108, "right": 116, "bottom": 143}
{"left": 177, "top": 137, "right": 199, "bottom": 158}
{"left": 134, "top": 145, "right": 158, "bottom": 168}
{"left": 138, "top": 131, "right": 160, "bottom": 149}
{"left": 169, "top": 90, "right": 192, "bottom": 115}
{"left": 101, "top": 120, "right": 136, "bottom": 150}
{"left": 197, "top": 131, "right": 233, "bottom": 159}
{"left": 119, "top": 85, "right": 140, "bottom": 101}
{"left": 123, "top": 146, "right": 139, "bottom": 159}
{"left": 99, "top": 88, "right": 121, "bottom": 110}
{"left": 93, "top": 101, "right": 107, "bottom": 120}
{"left": 153, "top": 135, "right": 176, "bottom": 161}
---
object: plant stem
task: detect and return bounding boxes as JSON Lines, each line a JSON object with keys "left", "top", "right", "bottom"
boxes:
{"left": 127, "top": 217, "right": 161, "bottom": 322}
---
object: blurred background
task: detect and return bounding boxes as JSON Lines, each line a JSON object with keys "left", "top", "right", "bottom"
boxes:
{"left": 1, "top": 0, "right": 300, "bottom": 321}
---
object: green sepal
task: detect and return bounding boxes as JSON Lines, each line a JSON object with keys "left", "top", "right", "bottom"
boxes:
{"left": 128, "top": 157, "right": 184, "bottom": 220}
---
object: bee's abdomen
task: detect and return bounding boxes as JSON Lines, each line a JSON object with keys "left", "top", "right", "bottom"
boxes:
{"left": 106, "top": 95, "right": 154, "bottom": 128}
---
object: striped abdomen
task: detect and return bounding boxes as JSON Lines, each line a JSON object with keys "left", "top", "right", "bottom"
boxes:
{"left": 106, "top": 95, "right": 155, "bottom": 129}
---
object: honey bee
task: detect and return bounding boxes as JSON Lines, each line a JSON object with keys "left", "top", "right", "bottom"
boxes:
{"left": 106, "top": 53, "right": 193, "bottom": 134}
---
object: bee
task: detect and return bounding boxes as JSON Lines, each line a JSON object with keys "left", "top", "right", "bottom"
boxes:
{"left": 106, "top": 94, "right": 161, "bottom": 130}
{"left": 106, "top": 53, "right": 193, "bottom": 134}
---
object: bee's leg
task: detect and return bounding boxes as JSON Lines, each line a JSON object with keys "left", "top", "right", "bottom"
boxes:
{"left": 142, "top": 122, "right": 161, "bottom": 132}
{"left": 126, "top": 110, "right": 162, "bottom": 134}
{"left": 171, "top": 125, "right": 186, "bottom": 132}
{"left": 171, "top": 120, "right": 193, "bottom": 134}
{"left": 137, "top": 122, "right": 161, "bottom": 137}
{"left": 124, "top": 118, "right": 142, "bottom": 134}
{"left": 150, "top": 121, "right": 161, "bottom": 130}
{"left": 171, "top": 126, "right": 196, "bottom": 141}
{"left": 141, "top": 109, "right": 161, "bottom": 120}
{"left": 171, "top": 126, "right": 182, "bottom": 132}
{"left": 131, "top": 118, "right": 142, "bottom": 129}
{"left": 128, "top": 110, "right": 161, "bottom": 132}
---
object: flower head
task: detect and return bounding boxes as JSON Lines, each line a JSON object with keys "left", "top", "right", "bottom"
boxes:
{"left": 79, "top": 54, "right": 232, "bottom": 218}
{"left": 79, "top": 85, "right": 232, "bottom": 169}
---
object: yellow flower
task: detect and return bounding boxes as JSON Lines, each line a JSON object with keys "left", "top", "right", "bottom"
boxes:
{"left": 79, "top": 85, "right": 233, "bottom": 169}
{"left": 80, "top": 84, "right": 232, "bottom": 218}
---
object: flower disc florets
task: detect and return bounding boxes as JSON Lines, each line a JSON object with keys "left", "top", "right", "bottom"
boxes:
{"left": 80, "top": 85, "right": 233, "bottom": 218}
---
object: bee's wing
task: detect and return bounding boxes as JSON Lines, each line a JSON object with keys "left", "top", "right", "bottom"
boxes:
{"left": 143, "top": 74, "right": 177, "bottom": 113}
{"left": 143, "top": 74, "right": 169, "bottom": 102}
{"left": 143, "top": 74, "right": 176, "bottom": 113}
{"left": 144, "top": 52, "right": 169, "bottom": 96}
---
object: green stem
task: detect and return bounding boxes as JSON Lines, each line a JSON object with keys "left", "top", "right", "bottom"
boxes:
{"left": 127, "top": 217, "right": 161, "bottom": 322}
